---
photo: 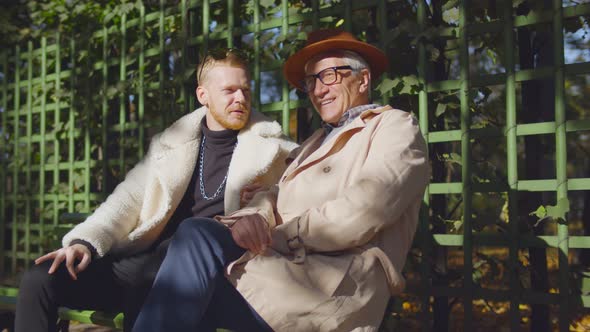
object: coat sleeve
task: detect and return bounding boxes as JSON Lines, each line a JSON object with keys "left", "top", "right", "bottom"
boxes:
{"left": 275, "top": 111, "right": 429, "bottom": 253}
{"left": 258, "top": 136, "right": 299, "bottom": 189}
{"left": 216, "top": 135, "right": 297, "bottom": 228}
{"left": 216, "top": 185, "right": 280, "bottom": 228}
{"left": 61, "top": 135, "right": 160, "bottom": 257}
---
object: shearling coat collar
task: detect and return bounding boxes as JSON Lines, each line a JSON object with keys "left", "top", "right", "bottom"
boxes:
{"left": 150, "top": 106, "right": 291, "bottom": 214}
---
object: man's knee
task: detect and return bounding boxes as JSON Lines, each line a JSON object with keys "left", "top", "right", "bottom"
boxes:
{"left": 17, "top": 261, "right": 61, "bottom": 305}
{"left": 174, "top": 218, "right": 226, "bottom": 244}
{"left": 170, "top": 217, "right": 241, "bottom": 263}
{"left": 19, "top": 261, "right": 55, "bottom": 292}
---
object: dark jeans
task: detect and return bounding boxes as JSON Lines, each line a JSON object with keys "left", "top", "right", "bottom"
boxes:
{"left": 15, "top": 236, "right": 171, "bottom": 332}
{"left": 132, "top": 218, "right": 273, "bottom": 332}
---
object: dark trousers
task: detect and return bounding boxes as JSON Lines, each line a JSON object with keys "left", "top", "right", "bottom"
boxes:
{"left": 132, "top": 218, "right": 273, "bottom": 332}
{"left": 15, "top": 235, "right": 171, "bottom": 332}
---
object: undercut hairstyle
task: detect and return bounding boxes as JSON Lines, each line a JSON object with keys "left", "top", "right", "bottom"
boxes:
{"left": 196, "top": 49, "right": 249, "bottom": 86}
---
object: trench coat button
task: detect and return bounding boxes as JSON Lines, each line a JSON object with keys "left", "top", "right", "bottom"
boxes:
{"left": 323, "top": 166, "right": 331, "bottom": 173}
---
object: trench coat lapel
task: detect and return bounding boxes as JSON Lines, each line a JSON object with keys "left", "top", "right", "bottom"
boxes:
{"left": 284, "top": 117, "right": 366, "bottom": 181}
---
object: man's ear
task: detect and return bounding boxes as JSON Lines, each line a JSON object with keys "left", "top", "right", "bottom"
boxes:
{"left": 196, "top": 86, "right": 208, "bottom": 106}
{"left": 359, "top": 68, "right": 370, "bottom": 93}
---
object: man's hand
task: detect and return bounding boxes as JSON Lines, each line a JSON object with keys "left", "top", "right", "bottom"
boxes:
{"left": 240, "top": 183, "right": 265, "bottom": 208}
{"left": 35, "top": 244, "right": 92, "bottom": 280}
{"left": 230, "top": 214, "right": 271, "bottom": 254}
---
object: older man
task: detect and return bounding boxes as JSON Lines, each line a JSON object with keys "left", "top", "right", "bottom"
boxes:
{"left": 16, "top": 48, "right": 296, "bottom": 332}
{"left": 134, "top": 29, "right": 429, "bottom": 332}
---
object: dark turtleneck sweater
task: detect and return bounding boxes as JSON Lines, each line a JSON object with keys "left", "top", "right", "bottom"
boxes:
{"left": 156, "top": 117, "right": 238, "bottom": 243}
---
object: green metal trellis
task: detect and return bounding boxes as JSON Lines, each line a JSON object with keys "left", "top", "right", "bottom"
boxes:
{"left": 0, "top": 0, "right": 589, "bottom": 331}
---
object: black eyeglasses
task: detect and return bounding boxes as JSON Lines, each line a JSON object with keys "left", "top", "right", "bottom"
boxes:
{"left": 197, "top": 47, "right": 249, "bottom": 83}
{"left": 303, "top": 65, "right": 353, "bottom": 92}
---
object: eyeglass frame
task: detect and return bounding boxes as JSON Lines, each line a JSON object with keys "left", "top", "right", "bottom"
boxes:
{"left": 302, "top": 65, "right": 355, "bottom": 92}
{"left": 197, "top": 47, "right": 249, "bottom": 84}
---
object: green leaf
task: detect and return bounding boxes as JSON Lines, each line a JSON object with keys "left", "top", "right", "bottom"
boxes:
{"left": 512, "top": 0, "right": 527, "bottom": 8}
{"left": 445, "top": 218, "right": 463, "bottom": 232}
{"left": 106, "top": 86, "right": 119, "bottom": 98}
{"left": 545, "top": 197, "right": 570, "bottom": 223}
{"left": 435, "top": 103, "right": 447, "bottom": 117}
{"left": 74, "top": 4, "right": 86, "bottom": 15}
{"left": 443, "top": 0, "right": 459, "bottom": 10}
{"left": 75, "top": 201, "right": 86, "bottom": 212}
{"left": 46, "top": 154, "right": 56, "bottom": 164}
{"left": 399, "top": 75, "right": 420, "bottom": 94}
{"left": 452, "top": 219, "right": 463, "bottom": 232}
{"left": 104, "top": 11, "right": 115, "bottom": 24}
{"left": 184, "top": 67, "right": 195, "bottom": 80}
{"left": 259, "top": 0, "right": 275, "bottom": 8}
{"left": 442, "top": 8, "right": 459, "bottom": 24}
{"left": 319, "top": 16, "right": 335, "bottom": 23}
{"left": 447, "top": 152, "right": 462, "bottom": 166}
{"left": 530, "top": 205, "right": 547, "bottom": 219}
{"left": 73, "top": 172, "right": 85, "bottom": 192}
{"left": 376, "top": 78, "right": 398, "bottom": 96}
{"left": 41, "top": 203, "right": 54, "bottom": 219}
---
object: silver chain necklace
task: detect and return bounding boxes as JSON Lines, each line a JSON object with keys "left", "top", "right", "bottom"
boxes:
{"left": 198, "top": 135, "right": 233, "bottom": 200}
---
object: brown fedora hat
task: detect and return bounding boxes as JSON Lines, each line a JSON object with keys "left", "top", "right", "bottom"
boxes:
{"left": 283, "top": 28, "right": 389, "bottom": 90}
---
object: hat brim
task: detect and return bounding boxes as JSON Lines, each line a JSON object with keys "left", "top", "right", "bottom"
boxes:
{"left": 283, "top": 39, "right": 388, "bottom": 90}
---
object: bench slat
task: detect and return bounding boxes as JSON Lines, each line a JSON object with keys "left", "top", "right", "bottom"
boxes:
{"left": 57, "top": 308, "right": 123, "bottom": 329}
{"left": 0, "top": 287, "right": 123, "bottom": 330}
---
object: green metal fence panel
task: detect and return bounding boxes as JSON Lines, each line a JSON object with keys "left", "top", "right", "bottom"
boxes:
{"left": 416, "top": 2, "right": 431, "bottom": 331}
{"left": 458, "top": 2, "right": 474, "bottom": 330}
{"left": 553, "top": 2, "right": 570, "bottom": 331}
{"left": 502, "top": 2, "right": 520, "bottom": 330}
{"left": 11, "top": 45, "right": 20, "bottom": 276}
{"left": 0, "top": 1, "right": 589, "bottom": 330}
{"left": 1, "top": 49, "right": 7, "bottom": 280}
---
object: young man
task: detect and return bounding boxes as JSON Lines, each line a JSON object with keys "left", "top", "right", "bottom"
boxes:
{"left": 133, "top": 29, "right": 429, "bottom": 332}
{"left": 15, "top": 48, "right": 297, "bottom": 332}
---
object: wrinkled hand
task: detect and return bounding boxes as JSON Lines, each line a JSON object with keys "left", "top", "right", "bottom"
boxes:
{"left": 230, "top": 214, "right": 271, "bottom": 254}
{"left": 35, "top": 244, "right": 92, "bottom": 280}
{"left": 240, "top": 183, "right": 265, "bottom": 208}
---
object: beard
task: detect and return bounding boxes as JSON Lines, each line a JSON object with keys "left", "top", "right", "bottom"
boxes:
{"left": 210, "top": 104, "right": 251, "bottom": 130}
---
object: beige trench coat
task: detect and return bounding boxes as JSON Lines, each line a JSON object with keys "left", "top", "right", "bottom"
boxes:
{"left": 224, "top": 106, "right": 429, "bottom": 332}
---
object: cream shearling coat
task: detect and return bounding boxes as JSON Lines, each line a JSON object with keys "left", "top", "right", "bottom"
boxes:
{"left": 62, "top": 106, "right": 297, "bottom": 257}
{"left": 224, "top": 106, "right": 429, "bottom": 332}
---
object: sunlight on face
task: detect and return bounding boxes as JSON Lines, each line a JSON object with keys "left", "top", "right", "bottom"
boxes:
{"left": 305, "top": 56, "right": 368, "bottom": 125}
{"left": 197, "top": 65, "right": 252, "bottom": 131}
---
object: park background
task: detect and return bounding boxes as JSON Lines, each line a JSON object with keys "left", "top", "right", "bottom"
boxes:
{"left": 0, "top": 0, "right": 590, "bottom": 331}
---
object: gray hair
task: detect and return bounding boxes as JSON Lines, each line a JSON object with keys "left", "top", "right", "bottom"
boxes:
{"left": 338, "top": 50, "right": 371, "bottom": 97}
{"left": 336, "top": 50, "right": 370, "bottom": 73}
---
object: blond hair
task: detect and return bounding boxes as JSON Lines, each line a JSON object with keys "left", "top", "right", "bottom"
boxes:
{"left": 196, "top": 49, "right": 249, "bottom": 85}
